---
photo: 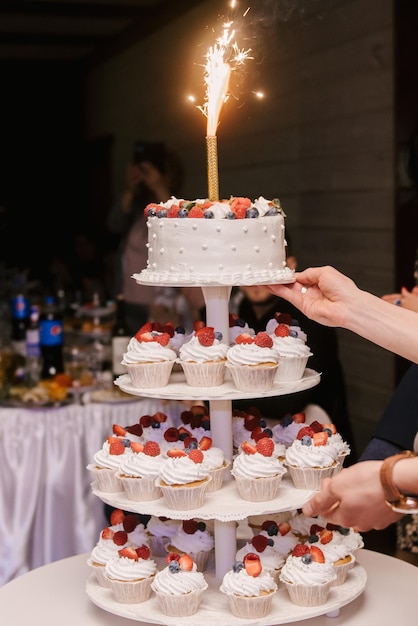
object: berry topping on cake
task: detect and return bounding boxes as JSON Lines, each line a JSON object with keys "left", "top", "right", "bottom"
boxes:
{"left": 251, "top": 534, "right": 269, "bottom": 553}
{"left": 193, "top": 320, "right": 205, "bottom": 332}
{"left": 109, "top": 441, "right": 125, "bottom": 455}
{"left": 113, "top": 530, "right": 128, "bottom": 545}
{"left": 101, "top": 526, "right": 114, "bottom": 540}
{"left": 274, "top": 312, "right": 293, "bottom": 325}
{"left": 139, "top": 414, "right": 154, "bottom": 428}
{"left": 312, "top": 431, "right": 329, "bottom": 446}
{"left": 274, "top": 323, "right": 290, "bottom": 337}
{"left": 310, "top": 545, "right": 326, "bottom": 563}
{"left": 130, "top": 441, "right": 144, "bottom": 453}
{"left": 179, "top": 554, "right": 194, "bottom": 571}
{"left": 243, "top": 553, "right": 262, "bottom": 577}
{"left": 122, "top": 514, "right": 141, "bottom": 533}
{"left": 118, "top": 547, "right": 138, "bottom": 560}
{"left": 188, "top": 449, "right": 204, "bottom": 464}
{"left": 318, "top": 529, "right": 333, "bottom": 544}
{"left": 143, "top": 441, "right": 161, "bottom": 456}
{"left": 235, "top": 333, "right": 254, "bottom": 344}
{"left": 310, "top": 524, "right": 325, "bottom": 535}
{"left": 166, "top": 552, "right": 181, "bottom": 563}
{"left": 198, "top": 436, "right": 212, "bottom": 450}
{"left": 110, "top": 509, "right": 125, "bottom": 526}
{"left": 261, "top": 521, "right": 279, "bottom": 536}
{"left": 255, "top": 437, "right": 275, "bottom": 456}
{"left": 296, "top": 426, "right": 315, "bottom": 440}
{"left": 291, "top": 543, "right": 310, "bottom": 557}
{"left": 322, "top": 422, "right": 337, "bottom": 434}
{"left": 195, "top": 326, "right": 216, "bottom": 346}
{"left": 233, "top": 560, "right": 245, "bottom": 573}
{"left": 278, "top": 521, "right": 291, "bottom": 536}
{"left": 112, "top": 424, "right": 127, "bottom": 436}
{"left": 309, "top": 420, "right": 324, "bottom": 433}
{"left": 136, "top": 544, "right": 151, "bottom": 560}
{"left": 241, "top": 441, "right": 257, "bottom": 455}
{"left": 182, "top": 519, "right": 199, "bottom": 534}
{"left": 254, "top": 332, "right": 273, "bottom": 348}
{"left": 292, "top": 412, "right": 306, "bottom": 423}
{"left": 125, "top": 423, "right": 144, "bottom": 437}
{"left": 164, "top": 427, "right": 179, "bottom": 442}
{"left": 167, "top": 448, "right": 187, "bottom": 458}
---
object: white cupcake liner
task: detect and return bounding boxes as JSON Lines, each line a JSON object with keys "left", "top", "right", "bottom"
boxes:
{"left": 206, "top": 460, "right": 231, "bottom": 493}
{"left": 117, "top": 473, "right": 162, "bottom": 501}
{"left": 281, "top": 580, "right": 333, "bottom": 606}
{"left": 233, "top": 473, "right": 285, "bottom": 502}
{"left": 226, "top": 363, "right": 278, "bottom": 391}
{"left": 332, "top": 553, "right": 356, "bottom": 586}
{"left": 274, "top": 354, "right": 311, "bottom": 383}
{"left": 286, "top": 463, "right": 339, "bottom": 490}
{"left": 180, "top": 360, "right": 226, "bottom": 387}
{"left": 156, "top": 476, "right": 212, "bottom": 510}
{"left": 86, "top": 465, "right": 122, "bottom": 493}
{"left": 225, "top": 591, "right": 275, "bottom": 618}
{"left": 87, "top": 559, "right": 110, "bottom": 588}
{"left": 126, "top": 360, "right": 174, "bottom": 389}
{"left": 153, "top": 588, "right": 205, "bottom": 616}
{"left": 106, "top": 575, "right": 154, "bottom": 604}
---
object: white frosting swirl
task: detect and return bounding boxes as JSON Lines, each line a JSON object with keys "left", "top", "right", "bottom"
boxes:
{"left": 118, "top": 451, "right": 163, "bottom": 478}
{"left": 229, "top": 323, "right": 255, "bottom": 345}
{"left": 105, "top": 555, "right": 157, "bottom": 581}
{"left": 200, "top": 446, "right": 225, "bottom": 471}
{"left": 220, "top": 567, "right": 277, "bottom": 596}
{"left": 272, "top": 421, "right": 305, "bottom": 446}
{"left": 93, "top": 440, "right": 132, "bottom": 470}
{"left": 122, "top": 336, "right": 176, "bottom": 365}
{"left": 279, "top": 554, "right": 337, "bottom": 586}
{"left": 90, "top": 538, "right": 131, "bottom": 566}
{"left": 146, "top": 516, "right": 181, "bottom": 539}
{"left": 308, "top": 538, "right": 352, "bottom": 563}
{"left": 272, "top": 336, "right": 312, "bottom": 358}
{"left": 151, "top": 562, "right": 208, "bottom": 595}
{"left": 285, "top": 439, "right": 339, "bottom": 469}
{"left": 179, "top": 335, "right": 228, "bottom": 363}
{"left": 231, "top": 451, "right": 287, "bottom": 479}
{"left": 260, "top": 530, "right": 299, "bottom": 557}
{"left": 329, "top": 433, "right": 351, "bottom": 457}
{"left": 168, "top": 527, "right": 214, "bottom": 553}
{"left": 337, "top": 528, "right": 364, "bottom": 552}
{"left": 227, "top": 343, "right": 279, "bottom": 366}
{"left": 235, "top": 543, "right": 284, "bottom": 574}
{"left": 288, "top": 513, "right": 327, "bottom": 536}
{"left": 158, "top": 456, "right": 210, "bottom": 485}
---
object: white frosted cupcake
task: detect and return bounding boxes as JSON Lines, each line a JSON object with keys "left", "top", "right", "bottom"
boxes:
{"left": 231, "top": 437, "right": 287, "bottom": 501}
{"left": 236, "top": 535, "right": 285, "bottom": 583}
{"left": 156, "top": 448, "right": 211, "bottom": 510}
{"left": 117, "top": 441, "right": 164, "bottom": 501}
{"left": 198, "top": 437, "right": 230, "bottom": 492}
{"left": 151, "top": 553, "right": 208, "bottom": 616}
{"left": 271, "top": 324, "right": 312, "bottom": 382}
{"left": 87, "top": 437, "right": 132, "bottom": 493}
{"left": 146, "top": 516, "right": 181, "bottom": 557}
{"left": 306, "top": 526, "right": 357, "bottom": 585}
{"left": 228, "top": 315, "right": 255, "bottom": 344}
{"left": 121, "top": 326, "right": 176, "bottom": 388}
{"left": 226, "top": 332, "right": 279, "bottom": 391}
{"left": 220, "top": 553, "right": 277, "bottom": 618}
{"left": 279, "top": 544, "right": 337, "bottom": 606}
{"left": 87, "top": 526, "right": 132, "bottom": 588}
{"left": 284, "top": 428, "right": 340, "bottom": 490}
{"left": 165, "top": 519, "right": 214, "bottom": 572}
{"left": 178, "top": 326, "right": 228, "bottom": 387}
{"left": 104, "top": 546, "right": 157, "bottom": 604}
{"left": 272, "top": 412, "right": 307, "bottom": 446}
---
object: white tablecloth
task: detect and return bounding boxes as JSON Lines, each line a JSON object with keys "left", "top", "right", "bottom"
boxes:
{"left": 0, "top": 398, "right": 184, "bottom": 586}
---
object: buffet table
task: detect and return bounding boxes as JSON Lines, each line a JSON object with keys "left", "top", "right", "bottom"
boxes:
{"left": 0, "top": 549, "right": 416, "bottom": 626}
{"left": 0, "top": 396, "right": 185, "bottom": 586}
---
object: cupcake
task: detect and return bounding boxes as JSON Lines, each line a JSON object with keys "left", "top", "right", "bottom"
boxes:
{"left": 235, "top": 534, "right": 285, "bottom": 583}
{"left": 156, "top": 448, "right": 211, "bottom": 510}
{"left": 279, "top": 543, "right": 337, "bottom": 606}
{"left": 333, "top": 525, "right": 364, "bottom": 557}
{"left": 270, "top": 323, "right": 312, "bottom": 382}
{"left": 87, "top": 525, "right": 132, "bottom": 588}
{"left": 117, "top": 441, "right": 164, "bottom": 501}
{"left": 198, "top": 436, "right": 230, "bottom": 492}
{"left": 220, "top": 553, "right": 277, "bottom": 619}
{"left": 165, "top": 519, "right": 214, "bottom": 571}
{"left": 288, "top": 510, "right": 328, "bottom": 542}
{"left": 226, "top": 332, "right": 279, "bottom": 391}
{"left": 324, "top": 423, "right": 351, "bottom": 466}
{"left": 305, "top": 526, "right": 356, "bottom": 586}
{"left": 178, "top": 326, "right": 228, "bottom": 387}
{"left": 284, "top": 426, "right": 340, "bottom": 490}
{"left": 228, "top": 314, "right": 255, "bottom": 344}
{"left": 231, "top": 436, "right": 287, "bottom": 501}
{"left": 104, "top": 545, "right": 157, "bottom": 604}
{"left": 259, "top": 519, "right": 299, "bottom": 559}
{"left": 151, "top": 552, "right": 208, "bottom": 617}
{"left": 272, "top": 412, "right": 307, "bottom": 446}
{"left": 107, "top": 510, "right": 151, "bottom": 548}
{"left": 87, "top": 436, "right": 132, "bottom": 493}
{"left": 121, "top": 322, "right": 177, "bottom": 388}
{"left": 146, "top": 516, "right": 182, "bottom": 557}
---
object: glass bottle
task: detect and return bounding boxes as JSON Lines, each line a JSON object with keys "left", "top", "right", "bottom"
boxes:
{"left": 39, "top": 295, "right": 64, "bottom": 379}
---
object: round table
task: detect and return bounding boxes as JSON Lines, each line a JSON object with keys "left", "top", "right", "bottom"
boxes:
{"left": 0, "top": 549, "right": 416, "bottom": 626}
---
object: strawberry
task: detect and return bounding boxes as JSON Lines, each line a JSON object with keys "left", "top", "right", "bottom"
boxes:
{"left": 156, "top": 332, "right": 170, "bottom": 346}
{"left": 310, "top": 420, "right": 324, "bottom": 433}
{"left": 112, "top": 424, "right": 127, "bottom": 436}
{"left": 275, "top": 312, "right": 293, "bottom": 325}
{"left": 122, "top": 514, "right": 140, "bottom": 533}
{"left": 135, "top": 321, "right": 153, "bottom": 336}
{"left": 130, "top": 441, "right": 144, "bottom": 453}
{"left": 244, "top": 414, "right": 260, "bottom": 431}
{"left": 243, "top": 553, "right": 262, "bottom": 577}
{"left": 198, "top": 436, "right": 212, "bottom": 451}
{"left": 183, "top": 519, "right": 199, "bottom": 534}
{"left": 310, "top": 545, "right": 325, "bottom": 563}
{"left": 196, "top": 326, "right": 215, "bottom": 347}
{"left": 241, "top": 441, "right": 257, "bottom": 455}
{"left": 113, "top": 530, "right": 128, "bottom": 545}
{"left": 180, "top": 410, "right": 192, "bottom": 424}
{"left": 251, "top": 534, "right": 269, "bottom": 553}
{"left": 144, "top": 203, "right": 160, "bottom": 218}
{"left": 167, "top": 448, "right": 187, "bottom": 458}
{"left": 137, "top": 331, "right": 155, "bottom": 342}
{"left": 234, "top": 206, "right": 247, "bottom": 219}
{"left": 319, "top": 529, "right": 333, "bottom": 545}
{"left": 235, "top": 333, "right": 254, "bottom": 344}
{"left": 291, "top": 543, "right": 310, "bottom": 557}
{"left": 110, "top": 509, "right": 125, "bottom": 526}
{"left": 167, "top": 205, "right": 179, "bottom": 218}
{"left": 188, "top": 449, "right": 204, "bottom": 464}
{"left": 139, "top": 414, "right": 154, "bottom": 428}
{"left": 136, "top": 544, "right": 151, "bottom": 560}
{"left": 125, "top": 423, "right": 143, "bottom": 437}
{"left": 164, "top": 427, "right": 179, "bottom": 442}
{"left": 312, "top": 431, "right": 329, "bottom": 446}
{"left": 118, "top": 547, "right": 138, "bottom": 560}
{"left": 143, "top": 441, "right": 161, "bottom": 456}
{"left": 179, "top": 554, "right": 194, "bottom": 571}
{"left": 193, "top": 320, "right": 205, "bottom": 332}
{"left": 256, "top": 437, "right": 274, "bottom": 457}
{"left": 151, "top": 321, "right": 163, "bottom": 332}
{"left": 188, "top": 206, "right": 204, "bottom": 218}
{"left": 292, "top": 412, "right": 306, "bottom": 424}
{"left": 229, "top": 313, "right": 239, "bottom": 327}
{"left": 178, "top": 426, "right": 192, "bottom": 437}
{"left": 254, "top": 332, "right": 273, "bottom": 348}
{"left": 296, "top": 426, "right": 315, "bottom": 440}
{"left": 322, "top": 422, "right": 337, "bottom": 435}
{"left": 101, "top": 526, "right": 114, "bottom": 540}
{"left": 109, "top": 441, "right": 125, "bottom": 455}
{"left": 278, "top": 521, "right": 291, "bottom": 536}
{"left": 274, "top": 324, "right": 290, "bottom": 337}
{"left": 166, "top": 552, "right": 181, "bottom": 563}
{"left": 161, "top": 322, "right": 175, "bottom": 337}
{"left": 183, "top": 436, "right": 198, "bottom": 449}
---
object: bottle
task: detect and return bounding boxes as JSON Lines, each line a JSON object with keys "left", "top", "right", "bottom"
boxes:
{"left": 39, "top": 295, "right": 64, "bottom": 379}
{"left": 10, "top": 288, "right": 30, "bottom": 357}
{"left": 25, "top": 305, "right": 42, "bottom": 385}
{"left": 111, "top": 295, "right": 129, "bottom": 379}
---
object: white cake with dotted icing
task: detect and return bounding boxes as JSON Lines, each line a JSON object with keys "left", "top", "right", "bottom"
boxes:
{"left": 133, "top": 196, "right": 295, "bottom": 286}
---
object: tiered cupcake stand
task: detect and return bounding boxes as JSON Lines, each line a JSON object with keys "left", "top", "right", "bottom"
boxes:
{"left": 86, "top": 285, "right": 367, "bottom": 625}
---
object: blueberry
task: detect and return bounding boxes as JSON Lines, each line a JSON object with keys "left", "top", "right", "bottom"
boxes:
{"left": 147, "top": 207, "right": 157, "bottom": 217}
{"left": 245, "top": 207, "right": 259, "bottom": 218}
{"left": 308, "top": 534, "right": 319, "bottom": 543}
{"left": 289, "top": 330, "right": 298, "bottom": 338}
{"left": 267, "top": 523, "right": 278, "bottom": 536}
{"left": 202, "top": 419, "right": 211, "bottom": 431}
{"left": 301, "top": 554, "right": 313, "bottom": 564}
{"left": 235, "top": 318, "right": 246, "bottom": 327}
{"left": 175, "top": 326, "right": 186, "bottom": 334}
{"left": 168, "top": 560, "right": 180, "bottom": 573}
{"left": 121, "top": 438, "right": 131, "bottom": 447}
{"left": 197, "top": 521, "right": 206, "bottom": 532}
{"left": 187, "top": 440, "right": 198, "bottom": 450}
{"left": 267, "top": 538, "right": 274, "bottom": 547}
{"left": 301, "top": 435, "right": 312, "bottom": 446}
{"left": 323, "top": 428, "right": 332, "bottom": 436}
{"left": 214, "top": 331, "right": 223, "bottom": 341}
{"left": 203, "top": 210, "right": 214, "bottom": 218}
{"left": 233, "top": 560, "right": 245, "bottom": 573}
{"left": 263, "top": 428, "right": 273, "bottom": 437}
{"left": 178, "top": 208, "right": 189, "bottom": 218}
{"left": 179, "top": 432, "right": 189, "bottom": 441}
{"left": 226, "top": 211, "right": 235, "bottom": 219}
{"left": 338, "top": 526, "right": 350, "bottom": 535}
{"left": 291, "top": 319, "right": 299, "bottom": 326}
{"left": 282, "top": 413, "right": 293, "bottom": 427}
{"left": 156, "top": 209, "right": 168, "bottom": 218}
{"left": 259, "top": 419, "right": 266, "bottom": 428}
{"left": 266, "top": 206, "right": 278, "bottom": 215}
{"left": 151, "top": 421, "right": 161, "bottom": 429}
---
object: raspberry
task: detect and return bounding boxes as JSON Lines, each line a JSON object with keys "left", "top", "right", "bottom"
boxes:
{"left": 274, "top": 323, "right": 290, "bottom": 337}
{"left": 164, "top": 427, "right": 179, "bottom": 442}
{"left": 139, "top": 414, "right": 154, "bottom": 428}
{"left": 166, "top": 552, "right": 181, "bottom": 563}
{"left": 182, "top": 519, "right": 199, "bottom": 534}
{"left": 188, "top": 449, "right": 204, "bottom": 464}
{"left": 136, "top": 544, "right": 151, "bottom": 560}
{"left": 310, "top": 524, "right": 325, "bottom": 535}
{"left": 229, "top": 313, "right": 239, "bottom": 327}
{"left": 251, "top": 534, "right": 269, "bottom": 553}
{"left": 188, "top": 206, "right": 204, "bottom": 218}
{"left": 254, "top": 332, "right": 273, "bottom": 348}
{"left": 291, "top": 543, "right": 310, "bottom": 557}
{"left": 113, "top": 530, "right": 128, "bottom": 545}
{"left": 156, "top": 332, "right": 170, "bottom": 346}
{"left": 310, "top": 420, "right": 324, "bottom": 433}
{"left": 122, "top": 514, "right": 140, "bottom": 533}
{"left": 255, "top": 437, "right": 274, "bottom": 457}
{"left": 196, "top": 326, "right": 215, "bottom": 346}
{"left": 152, "top": 412, "right": 167, "bottom": 423}
{"left": 235, "top": 333, "right": 254, "bottom": 344}
{"left": 275, "top": 313, "right": 292, "bottom": 325}
{"left": 261, "top": 520, "right": 278, "bottom": 534}
{"left": 193, "top": 320, "right": 205, "bottom": 331}
{"left": 244, "top": 414, "right": 260, "bottom": 431}
{"left": 109, "top": 441, "right": 125, "bottom": 455}
{"left": 143, "top": 441, "right": 161, "bottom": 456}
{"left": 161, "top": 322, "right": 175, "bottom": 337}
{"left": 296, "top": 426, "right": 315, "bottom": 440}
{"left": 181, "top": 410, "right": 193, "bottom": 424}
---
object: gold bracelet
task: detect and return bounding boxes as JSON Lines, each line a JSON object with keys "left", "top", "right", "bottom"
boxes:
{"left": 380, "top": 450, "right": 418, "bottom": 514}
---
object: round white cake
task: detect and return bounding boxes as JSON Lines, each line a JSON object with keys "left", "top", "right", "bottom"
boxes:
{"left": 133, "top": 196, "right": 295, "bottom": 286}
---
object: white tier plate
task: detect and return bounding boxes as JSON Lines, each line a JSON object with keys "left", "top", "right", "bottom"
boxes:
{"left": 86, "top": 562, "right": 367, "bottom": 626}
{"left": 91, "top": 475, "right": 316, "bottom": 521}
{"left": 133, "top": 269, "right": 296, "bottom": 287}
{"left": 114, "top": 368, "right": 321, "bottom": 401}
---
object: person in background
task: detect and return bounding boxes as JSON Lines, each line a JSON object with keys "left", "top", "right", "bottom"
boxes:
{"left": 106, "top": 142, "right": 185, "bottom": 335}
{"left": 267, "top": 265, "right": 418, "bottom": 533}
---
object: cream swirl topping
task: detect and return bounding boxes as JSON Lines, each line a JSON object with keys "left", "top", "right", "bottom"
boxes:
{"left": 309, "top": 539, "right": 353, "bottom": 563}
{"left": 168, "top": 527, "right": 214, "bottom": 553}
{"left": 122, "top": 336, "right": 176, "bottom": 365}
{"left": 235, "top": 544, "right": 284, "bottom": 574}
{"left": 200, "top": 446, "right": 226, "bottom": 471}
{"left": 272, "top": 336, "right": 312, "bottom": 358}
{"left": 280, "top": 554, "right": 337, "bottom": 586}
{"left": 260, "top": 530, "right": 299, "bottom": 557}
{"left": 146, "top": 516, "right": 181, "bottom": 539}
{"left": 231, "top": 450, "right": 287, "bottom": 479}
{"left": 285, "top": 439, "right": 340, "bottom": 469}
{"left": 151, "top": 562, "right": 208, "bottom": 595}
{"left": 105, "top": 555, "right": 157, "bottom": 581}
{"left": 226, "top": 343, "right": 279, "bottom": 366}
{"left": 272, "top": 421, "right": 305, "bottom": 446}
{"left": 93, "top": 440, "right": 132, "bottom": 470}
{"left": 220, "top": 567, "right": 277, "bottom": 596}
{"left": 158, "top": 456, "right": 210, "bottom": 486}
{"left": 90, "top": 538, "right": 131, "bottom": 566}
{"left": 179, "top": 335, "right": 228, "bottom": 363}
{"left": 118, "top": 451, "right": 163, "bottom": 478}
